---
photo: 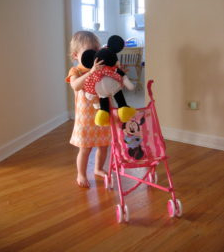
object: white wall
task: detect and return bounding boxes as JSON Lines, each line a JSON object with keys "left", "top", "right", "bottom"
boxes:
{"left": 104, "top": 0, "right": 118, "bottom": 38}
{"left": 0, "top": 0, "right": 68, "bottom": 160}
{"left": 145, "top": 0, "right": 224, "bottom": 149}
{"left": 71, "top": 0, "right": 82, "bottom": 33}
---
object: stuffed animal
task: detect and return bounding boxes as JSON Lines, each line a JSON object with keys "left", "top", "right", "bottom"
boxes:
{"left": 81, "top": 35, "right": 136, "bottom": 126}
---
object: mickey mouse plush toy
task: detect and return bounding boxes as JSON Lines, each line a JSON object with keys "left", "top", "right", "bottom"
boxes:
{"left": 81, "top": 35, "right": 136, "bottom": 126}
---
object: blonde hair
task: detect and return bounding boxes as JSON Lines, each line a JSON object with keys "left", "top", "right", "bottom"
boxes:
{"left": 70, "top": 31, "right": 100, "bottom": 61}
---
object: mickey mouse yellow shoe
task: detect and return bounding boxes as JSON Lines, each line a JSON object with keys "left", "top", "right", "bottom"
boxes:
{"left": 118, "top": 106, "right": 136, "bottom": 122}
{"left": 95, "top": 110, "right": 110, "bottom": 126}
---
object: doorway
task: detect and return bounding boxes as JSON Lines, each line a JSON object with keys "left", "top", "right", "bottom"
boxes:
{"left": 69, "top": 0, "right": 145, "bottom": 111}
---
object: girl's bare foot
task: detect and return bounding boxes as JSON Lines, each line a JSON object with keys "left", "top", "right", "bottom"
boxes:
{"left": 94, "top": 169, "right": 107, "bottom": 178}
{"left": 77, "top": 174, "right": 90, "bottom": 188}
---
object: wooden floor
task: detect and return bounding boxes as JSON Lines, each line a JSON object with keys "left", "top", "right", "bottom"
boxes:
{"left": 0, "top": 120, "right": 224, "bottom": 252}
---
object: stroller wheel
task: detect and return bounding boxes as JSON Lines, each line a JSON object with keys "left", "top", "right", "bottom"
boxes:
{"left": 167, "top": 199, "right": 176, "bottom": 217}
{"left": 148, "top": 172, "right": 158, "bottom": 185}
{"left": 175, "top": 199, "right": 183, "bottom": 217}
{"left": 116, "top": 204, "right": 123, "bottom": 223}
{"left": 124, "top": 204, "right": 130, "bottom": 222}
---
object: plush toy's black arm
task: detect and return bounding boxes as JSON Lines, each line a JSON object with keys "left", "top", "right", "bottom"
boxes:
{"left": 100, "top": 97, "right": 110, "bottom": 112}
{"left": 116, "top": 68, "right": 125, "bottom": 77}
{"left": 114, "top": 90, "right": 128, "bottom": 108}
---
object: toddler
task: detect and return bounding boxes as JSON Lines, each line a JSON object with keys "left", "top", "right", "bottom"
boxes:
{"left": 66, "top": 31, "right": 111, "bottom": 188}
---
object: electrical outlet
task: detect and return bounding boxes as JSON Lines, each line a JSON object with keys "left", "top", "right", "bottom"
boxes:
{"left": 187, "top": 101, "right": 199, "bottom": 110}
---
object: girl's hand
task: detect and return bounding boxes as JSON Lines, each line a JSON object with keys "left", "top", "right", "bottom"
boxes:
{"left": 90, "top": 58, "right": 104, "bottom": 74}
{"left": 116, "top": 60, "right": 121, "bottom": 68}
{"left": 117, "top": 60, "right": 128, "bottom": 73}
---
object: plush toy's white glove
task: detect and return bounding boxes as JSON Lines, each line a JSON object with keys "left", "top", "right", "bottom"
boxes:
{"left": 85, "top": 92, "right": 96, "bottom": 100}
{"left": 93, "top": 102, "right": 100, "bottom": 109}
{"left": 123, "top": 75, "right": 135, "bottom": 90}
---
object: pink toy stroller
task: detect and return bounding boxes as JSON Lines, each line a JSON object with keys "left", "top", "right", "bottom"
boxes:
{"left": 104, "top": 80, "right": 183, "bottom": 223}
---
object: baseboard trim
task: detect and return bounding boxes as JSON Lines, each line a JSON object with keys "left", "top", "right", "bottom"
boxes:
{"left": 161, "top": 126, "right": 224, "bottom": 151}
{"left": 69, "top": 110, "right": 74, "bottom": 120}
{"left": 1, "top": 116, "right": 222, "bottom": 162}
{"left": 0, "top": 112, "right": 69, "bottom": 162}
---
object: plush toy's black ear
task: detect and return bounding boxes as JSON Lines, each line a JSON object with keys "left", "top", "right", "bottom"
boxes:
{"left": 81, "top": 49, "right": 96, "bottom": 69}
{"left": 107, "top": 35, "right": 124, "bottom": 53}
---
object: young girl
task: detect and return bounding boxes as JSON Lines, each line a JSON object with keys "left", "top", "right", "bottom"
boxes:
{"left": 66, "top": 31, "right": 111, "bottom": 188}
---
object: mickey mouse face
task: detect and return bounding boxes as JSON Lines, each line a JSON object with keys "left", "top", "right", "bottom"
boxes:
{"left": 81, "top": 35, "right": 125, "bottom": 69}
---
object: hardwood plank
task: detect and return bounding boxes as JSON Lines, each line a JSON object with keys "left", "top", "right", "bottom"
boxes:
{"left": 0, "top": 120, "right": 223, "bottom": 252}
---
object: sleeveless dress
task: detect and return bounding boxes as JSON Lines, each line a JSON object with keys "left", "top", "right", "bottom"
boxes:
{"left": 66, "top": 65, "right": 111, "bottom": 148}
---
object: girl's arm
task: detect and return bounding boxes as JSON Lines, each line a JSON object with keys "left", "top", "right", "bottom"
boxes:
{"left": 70, "top": 71, "right": 91, "bottom": 91}
{"left": 70, "top": 58, "right": 104, "bottom": 91}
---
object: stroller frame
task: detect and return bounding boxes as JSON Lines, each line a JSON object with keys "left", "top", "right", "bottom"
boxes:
{"left": 104, "top": 80, "right": 182, "bottom": 223}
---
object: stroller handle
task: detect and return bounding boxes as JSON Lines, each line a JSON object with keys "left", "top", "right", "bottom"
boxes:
{"left": 147, "top": 80, "right": 154, "bottom": 101}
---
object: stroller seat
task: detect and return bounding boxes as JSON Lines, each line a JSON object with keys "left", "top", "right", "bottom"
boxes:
{"left": 110, "top": 101, "right": 166, "bottom": 168}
